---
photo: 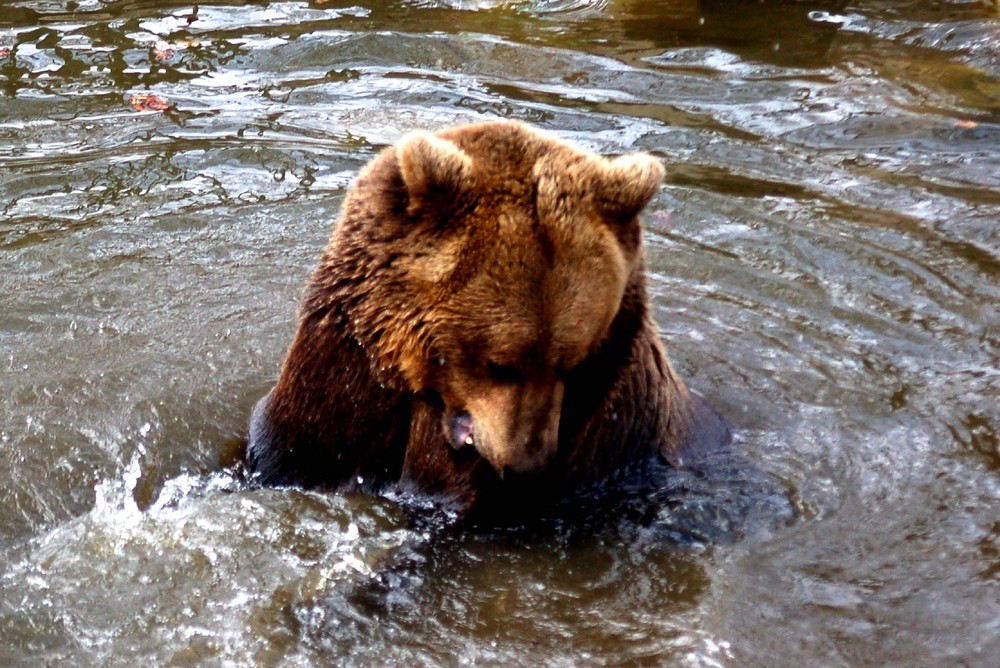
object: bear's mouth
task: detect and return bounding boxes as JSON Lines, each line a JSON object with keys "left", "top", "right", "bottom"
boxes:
{"left": 448, "top": 410, "right": 476, "bottom": 450}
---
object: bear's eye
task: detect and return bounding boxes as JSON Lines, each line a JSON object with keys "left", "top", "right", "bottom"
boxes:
{"left": 487, "top": 361, "right": 523, "bottom": 384}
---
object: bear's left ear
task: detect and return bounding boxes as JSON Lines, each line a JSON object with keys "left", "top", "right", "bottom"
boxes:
{"left": 397, "top": 131, "right": 475, "bottom": 216}
{"left": 597, "top": 153, "right": 664, "bottom": 222}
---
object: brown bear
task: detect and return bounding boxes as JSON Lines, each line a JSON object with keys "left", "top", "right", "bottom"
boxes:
{"left": 247, "top": 120, "right": 729, "bottom": 521}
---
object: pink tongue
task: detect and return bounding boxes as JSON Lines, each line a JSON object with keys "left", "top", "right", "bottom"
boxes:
{"left": 450, "top": 412, "right": 475, "bottom": 450}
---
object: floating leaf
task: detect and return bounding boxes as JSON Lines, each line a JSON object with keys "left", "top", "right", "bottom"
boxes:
{"left": 128, "top": 93, "right": 170, "bottom": 112}
{"left": 0, "top": 47, "right": 10, "bottom": 58}
{"left": 953, "top": 120, "right": 979, "bottom": 129}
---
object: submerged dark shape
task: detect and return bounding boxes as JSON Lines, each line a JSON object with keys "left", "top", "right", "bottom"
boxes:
{"left": 247, "top": 120, "right": 775, "bottom": 526}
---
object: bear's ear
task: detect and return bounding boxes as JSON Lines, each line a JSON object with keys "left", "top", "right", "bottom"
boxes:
{"left": 596, "top": 153, "right": 664, "bottom": 222}
{"left": 396, "top": 131, "right": 475, "bottom": 216}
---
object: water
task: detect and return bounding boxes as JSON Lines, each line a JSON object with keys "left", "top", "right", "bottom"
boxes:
{"left": 1, "top": 0, "right": 999, "bottom": 665}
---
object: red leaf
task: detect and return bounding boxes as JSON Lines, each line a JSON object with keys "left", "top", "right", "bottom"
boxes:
{"left": 128, "top": 93, "right": 170, "bottom": 112}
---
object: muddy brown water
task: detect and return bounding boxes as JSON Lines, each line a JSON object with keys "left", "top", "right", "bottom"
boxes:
{"left": 2, "top": 1, "right": 999, "bottom": 665}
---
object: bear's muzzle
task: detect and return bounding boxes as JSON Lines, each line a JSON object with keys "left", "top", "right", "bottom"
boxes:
{"left": 449, "top": 378, "right": 564, "bottom": 479}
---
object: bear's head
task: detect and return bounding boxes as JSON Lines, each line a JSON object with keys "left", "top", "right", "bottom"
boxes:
{"left": 330, "top": 121, "right": 663, "bottom": 479}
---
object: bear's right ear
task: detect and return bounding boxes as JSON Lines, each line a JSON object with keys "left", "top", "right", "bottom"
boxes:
{"left": 596, "top": 153, "right": 664, "bottom": 223}
{"left": 396, "top": 131, "right": 475, "bottom": 216}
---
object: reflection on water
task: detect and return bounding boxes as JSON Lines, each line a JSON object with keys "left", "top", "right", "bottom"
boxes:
{"left": 1, "top": 0, "right": 999, "bottom": 665}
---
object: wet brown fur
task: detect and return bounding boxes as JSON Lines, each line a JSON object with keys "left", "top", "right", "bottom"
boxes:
{"left": 247, "top": 120, "right": 726, "bottom": 517}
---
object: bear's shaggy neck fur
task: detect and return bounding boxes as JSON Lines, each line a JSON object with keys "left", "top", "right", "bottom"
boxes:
{"left": 247, "top": 121, "right": 726, "bottom": 518}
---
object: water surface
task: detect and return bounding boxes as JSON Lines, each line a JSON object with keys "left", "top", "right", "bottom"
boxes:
{"left": 1, "top": 1, "right": 999, "bottom": 665}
